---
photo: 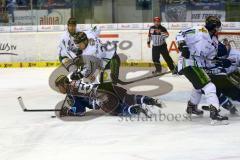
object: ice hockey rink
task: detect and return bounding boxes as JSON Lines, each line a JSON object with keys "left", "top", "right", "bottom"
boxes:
{"left": 0, "top": 68, "right": 240, "bottom": 160}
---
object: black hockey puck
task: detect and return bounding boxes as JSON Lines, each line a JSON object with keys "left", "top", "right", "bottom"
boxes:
{"left": 51, "top": 115, "right": 57, "bottom": 118}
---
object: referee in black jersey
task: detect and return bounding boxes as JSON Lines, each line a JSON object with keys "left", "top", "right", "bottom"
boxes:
{"left": 147, "top": 17, "right": 175, "bottom": 74}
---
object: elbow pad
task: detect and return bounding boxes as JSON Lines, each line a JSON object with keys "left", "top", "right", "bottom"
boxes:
{"left": 178, "top": 41, "right": 190, "bottom": 59}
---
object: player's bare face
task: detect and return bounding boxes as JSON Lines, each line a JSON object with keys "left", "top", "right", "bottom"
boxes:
{"left": 58, "top": 85, "right": 67, "bottom": 94}
{"left": 154, "top": 21, "right": 160, "bottom": 26}
{"left": 78, "top": 42, "right": 86, "bottom": 50}
{"left": 68, "top": 24, "right": 76, "bottom": 35}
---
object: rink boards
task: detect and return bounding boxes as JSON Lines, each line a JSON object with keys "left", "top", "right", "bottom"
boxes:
{"left": 0, "top": 61, "right": 169, "bottom": 68}
{"left": 0, "top": 27, "right": 239, "bottom": 68}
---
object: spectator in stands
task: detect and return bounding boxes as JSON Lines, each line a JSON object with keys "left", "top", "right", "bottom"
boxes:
{"left": 0, "top": 0, "right": 5, "bottom": 5}
{"left": 17, "top": 0, "right": 27, "bottom": 6}
{"left": 6, "top": 0, "right": 15, "bottom": 23}
{"left": 0, "top": 0, "right": 5, "bottom": 10}
{"left": 47, "top": 0, "right": 54, "bottom": 13}
{"left": 0, "top": 0, "right": 6, "bottom": 23}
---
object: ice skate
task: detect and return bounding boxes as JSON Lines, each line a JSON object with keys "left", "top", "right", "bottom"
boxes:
{"left": 186, "top": 101, "right": 204, "bottom": 116}
{"left": 209, "top": 105, "right": 229, "bottom": 125}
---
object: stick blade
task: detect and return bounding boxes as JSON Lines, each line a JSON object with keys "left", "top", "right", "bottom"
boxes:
{"left": 18, "top": 96, "right": 27, "bottom": 111}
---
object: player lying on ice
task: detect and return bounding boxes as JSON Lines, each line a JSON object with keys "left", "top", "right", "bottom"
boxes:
{"left": 201, "top": 39, "right": 240, "bottom": 114}
{"left": 55, "top": 17, "right": 164, "bottom": 117}
{"left": 54, "top": 75, "right": 162, "bottom": 117}
{"left": 176, "top": 16, "right": 229, "bottom": 125}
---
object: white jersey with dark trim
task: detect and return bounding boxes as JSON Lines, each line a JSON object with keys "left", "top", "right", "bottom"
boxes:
{"left": 80, "top": 31, "right": 116, "bottom": 83}
{"left": 58, "top": 28, "right": 81, "bottom": 60}
{"left": 82, "top": 29, "right": 116, "bottom": 61}
{"left": 176, "top": 26, "right": 218, "bottom": 71}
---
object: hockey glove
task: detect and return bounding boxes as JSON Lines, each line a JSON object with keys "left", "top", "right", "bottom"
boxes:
{"left": 215, "top": 58, "right": 232, "bottom": 68}
{"left": 178, "top": 41, "right": 190, "bottom": 59}
{"left": 70, "top": 71, "right": 83, "bottom": 80}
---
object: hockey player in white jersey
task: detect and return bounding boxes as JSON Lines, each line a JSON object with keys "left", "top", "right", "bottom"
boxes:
{"left": 71, "top": 31, "right": 120, "bottom": 84}
{"left": 57, "top": 17, "right": 119, "bottom": 84}
{"left": 176, "top": 16, "right": 228, "bottom": 124}
{"left": 58, "top": 17, "right": 82, "bottom": 68}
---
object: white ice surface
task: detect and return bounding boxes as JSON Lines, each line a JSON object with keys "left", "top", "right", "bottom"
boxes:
{"left": 0, "top": 68, "right": 240, "bottom": 160}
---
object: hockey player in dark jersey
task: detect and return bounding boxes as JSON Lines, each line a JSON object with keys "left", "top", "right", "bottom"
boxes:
{"left": 55, "top": 75, "right": 163, "bottom": 117}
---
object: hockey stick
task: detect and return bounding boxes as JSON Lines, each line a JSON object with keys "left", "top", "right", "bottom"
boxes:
{"left": 116, "top": 71, "right": 172, "bottom": 85}
{"left": 18, "top": 96, "right": 63, "bottom": 112}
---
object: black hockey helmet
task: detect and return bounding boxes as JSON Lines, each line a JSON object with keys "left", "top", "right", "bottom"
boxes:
{"left": 73, "top": 32, "right": 89, "bottom": 47}
{"left": 205, "top": 16, "right": 221, "bottom": 31}
{"left": 67, "top": 17, "right": 77, "bottom": 25}
{"left": 55, "top": 75, "right": 70, "bottom": 87}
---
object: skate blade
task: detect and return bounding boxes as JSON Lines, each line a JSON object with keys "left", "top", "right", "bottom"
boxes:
{"left": 187, "top": 113, "right": 203, "bottom": 119}
{"left": 202, "top": 105, "right": 210, "bottom": 111}
{"left": 210, "top": 120, "right": 229, "bottom": 125}
{"left": 155, "top": 104, "right": 164, "bottom": 109}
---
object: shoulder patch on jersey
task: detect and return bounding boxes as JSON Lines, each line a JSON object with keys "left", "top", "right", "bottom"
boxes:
{"left": 199, "top": 28, "right": 208, "bottom": 33}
